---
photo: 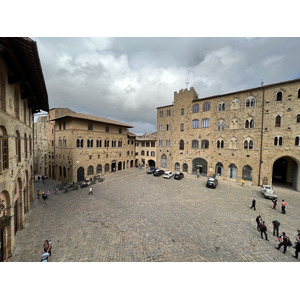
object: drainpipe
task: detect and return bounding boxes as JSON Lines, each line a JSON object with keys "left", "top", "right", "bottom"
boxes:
{"left": 258, "top": 84, "right": 265, "bottom": 186}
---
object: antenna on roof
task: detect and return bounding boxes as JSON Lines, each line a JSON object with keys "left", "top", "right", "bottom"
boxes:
{"left": 185, "top": 77, "right": 191, "bottom": 90}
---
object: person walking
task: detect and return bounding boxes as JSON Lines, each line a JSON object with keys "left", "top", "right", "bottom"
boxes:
{"left": 272, "top": 219, "right": 280, "bottom": 237}
{"left": 272, "top": 198, "right": 277, "bottom": 209}
{"left": 276, "top": 232, "right": 290, "bottom": 254}
{"left": 54, "top": 187, "right": 59, "bottom": 195}
{"left": 293, "top": 229, "right": 300, "bottom": 259}
{"left": 256, "top": 215, "right": 262, "bottom": 232}
{"left": 259, "top": 221, "right": 269, "bottom": 241}
{"left": 242, "top": 179, "right": 245, "bottom": 186}
{"left": 281, "top": 200, "right": 287, "bottom": 214}
{"left": 88, "top": 186, "right": 93, "bottom": 195}
{"left": 250, "top": 198, "right": 256, "bottom": 210}
{"left": 46, "top": 190, "right": 50, "bottom": 200}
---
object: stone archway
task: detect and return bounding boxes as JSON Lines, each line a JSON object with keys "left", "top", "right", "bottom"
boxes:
{"left": 148, "top": 159, "right": 155, "bottom": 167}
{"left": 118, "top": 161, "right": 122, "bottom": 171}
{"left": 273, "top": 156, "right": 299, "bottom": 190}
{"left": 192, "top": 158, "right": 208, "bottom": 176}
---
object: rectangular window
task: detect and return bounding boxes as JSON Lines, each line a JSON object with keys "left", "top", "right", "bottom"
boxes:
{"left": 159, "top": 125, "right": 163, "bottom": 131}
{"left": 181, "top": 108, "right": 184, "bottom": 116}
{"left": 180, "top": 123, "right": 184, "bottom": 131}
{"left": 105, "top": 126, "right": 109, "bottom": 132}
{"left": 166, "top": 139, "right": 170, "bottom": 147}
{"left": 88, "top": 124, "right": 93, "bottom": 130}
{"left": 160, "top": 110, "right": 163, "bottom": 118}
{"left": 119, "top": 128, "right": 123, "bottom": 134}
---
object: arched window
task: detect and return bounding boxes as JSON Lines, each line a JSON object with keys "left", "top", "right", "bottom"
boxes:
{"left": 175, "top": 162, "right": 180, "bottom": 171}
{"left": 228, "top": 163, "right": 237, "bottom": 179}
{"left": 275, "top": 115, "right": 281, "bottom": 127}
{"left": 192, "top": 119, "right": 199, "bottom": 128}
{"left": 246, "top": 97, "right": 256, "bottom": 107}
{"left": 192, "top": 140, "right": 199, "bottom": 149}
{"left": 161, "top": 154, "right": 167, "bottom": 168}
{"left": 118, "top": 140, "right": 122, "bottom": 147}
{"left": 298, "top": 89, "right": 300, "bottom": 98}
{"left": 0, "top": 126, "right": 9, "bottom": 171}
{"left": 277, "top": 91, "right": 282, "bottom": 101}
{"left": 297, "top": 113, "right": 300, "bottom": 123}
{"left": 96, "top": 164, "right": 102, "bottom": 173}
{"left": 0, "top": 74, "right": 6, "bottom": 111}
{"left": 242, "top": 165, "right": 252, "bottom": 181}
{"left": 245, "top": 119, "right": 254, "bottom": 128}
{"left": 230, "top": 99, "right": 240, "bottom": 110}
{"left": 179, "top": 140, "right": 184, "bottom": 150}
{"left": 230, "top": 119, "right": 239, "bottom": 129}
{"left": 141, "top": 150, "right": 145, "bottom": 156}
{"left": 215, "top": 162, "right": 223, "bottom": 177}
{"left": 201, "top": 140, "right": 209, "bottom": 149}
{"left": 217, "top": 139, "right": 224, "bottom": 149}
{"left": 218, "top": 120, "right": 225, "bottom": 130}
{"left": 97, "top": 140, "right": 102, "bottom": 148}
{"left": 59, "top": 166, "right": 62, "bottom": 176}
{"left": 77, "top": 138, "right": 83, "bottom": 148}
{"left": 104, "top": 163, "right": 109, "bottom": 172}
{"left": 245, "top": 120, "right": 249, "bottom": 128}
{"left": 203, "top": 102, "right": 210, "bottom": 111}
{"left": 63, "top": 167, "right": 66, "bottom": 178}
{"left": 183, "top": 163, "right": 188, "bottom": 172}
{"left": 229, "top": 138, "right": 237, "bottom": 150}
{"left": 202, "top": 118, "right": 210, "bottom": 128}
{"left": 218, "top": 102, "right": 225, "bottom": 111}
{"left": 251, "top": 98, "right": 255, "bottom": 107}
{"left": 24, "top": 133, "right": 28, "bottom": 159}
{"left": 16, "top": 131, "right": 21, "bottom": 162}
{"left": 87, "top": 165, "right": 94, "bottom": 176}
{"left": 192, "top": 104, "right": 199, "bottom": 113}
{"left": 14, "top": 89, "right": 19, "bottom": 119}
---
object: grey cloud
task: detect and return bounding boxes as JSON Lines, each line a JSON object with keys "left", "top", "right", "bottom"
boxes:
{"left": 34, "top": 37, "right": 300, "bottom": 134}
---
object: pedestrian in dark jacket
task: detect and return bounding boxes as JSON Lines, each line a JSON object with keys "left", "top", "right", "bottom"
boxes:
{"left": 272, "top": 198, "right": 277, "bottom": 209}
{"left": 256, "top": 215, "right": 262, "bottom": 231}
{"left": 293, "top": 229, "right": 300, "bottom": 259}
{"left": 250, "top": 198, "right": 256, "bottom": 210}
{"left": 259, "top": 221, "right": 269, "bottom": 241}
{"left": 272, "top": 219, "right": 280, "bottom": 237}
{"left": 276, "top": 232, "right": 290, "bottom": 254}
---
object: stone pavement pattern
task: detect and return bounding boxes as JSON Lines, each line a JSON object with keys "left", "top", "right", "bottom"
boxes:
{"left": 8, "top": 168, "right": 300, "bottom": 262}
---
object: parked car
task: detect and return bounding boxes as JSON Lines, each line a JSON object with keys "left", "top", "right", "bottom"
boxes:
{"left": 153, "top": 169, "right": 165, "bottom": 176}
{"left": 163, "top": 171, "right": 174, "bottom": 179}
{"left": 260, "top": 185, "right": 277, "bottom": 200}
{"left": 206, "top": 177, "right": 218, "bottom": 188}
{"left": 146, "top": 166, "right": 157, "bottom": 174}
{"left": 174, "top": 172, "right": 184, "bottom": 180}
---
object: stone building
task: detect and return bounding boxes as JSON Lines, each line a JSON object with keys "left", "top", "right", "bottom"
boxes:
{"left": 156, "top": 78, "right": 300, "bottom": 191}
{"left": 135, "top": 132, "right": 157, "bottom": 167}
{"left": 0, "top": 38, "right": 48, "bottom": 261}
{"left": 34, "top": 108, "right": 136, "bottom": 183}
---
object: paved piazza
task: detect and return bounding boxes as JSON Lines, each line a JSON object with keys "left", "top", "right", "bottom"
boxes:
{"left": 9, "top": 168, "right": 300, "bottom": 262}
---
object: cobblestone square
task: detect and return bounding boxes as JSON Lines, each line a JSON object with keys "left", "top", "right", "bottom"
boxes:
{"left": 9, "top": 168, "right": 300, "bottom": 262}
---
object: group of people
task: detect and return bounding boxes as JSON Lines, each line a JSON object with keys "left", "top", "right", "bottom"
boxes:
{"left": 255, "top": 213, "right": 300, "bottom": 259}
{"left": 35, "top": 175, "right": 48, "bottom": 184}
{"left": 251, "top": 198, "right": 287, "bottom": 214}
{"left": 41, "top": 240, "right": 52, "bottom": 262}
{"left": 37, "top": 189, "right": 51, "bottom": 201}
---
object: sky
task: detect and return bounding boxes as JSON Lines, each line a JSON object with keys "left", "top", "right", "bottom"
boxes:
{"left": 33, "top": 36, "right": 300, "bottom": 134}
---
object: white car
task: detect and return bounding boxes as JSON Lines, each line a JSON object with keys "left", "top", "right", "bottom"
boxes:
{"left": 260, "top": 185, "right": 277, "bottom": 200}
{"left": 163, "top": 171, "right": 174, "bottom": 179}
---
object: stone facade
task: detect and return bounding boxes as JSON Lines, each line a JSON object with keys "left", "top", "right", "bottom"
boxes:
{"left": 0, "top": 38, "right": 48, "bottom": 261}
{"left": 156, "top": 79, "right": 300, "bottom": 191}
{"left": 34, "top": 108, "right": 137, "bottom": 183}
{"left": 135, "top": 132, "right": 157, "bottom": 167}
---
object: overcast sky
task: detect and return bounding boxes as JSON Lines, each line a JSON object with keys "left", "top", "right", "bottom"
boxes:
{"left": 33, "top": 37, "right": 300, "bottom": 134}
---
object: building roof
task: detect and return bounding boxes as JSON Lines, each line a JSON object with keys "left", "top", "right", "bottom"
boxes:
{"left": 193, "top": 77, "right": 300, "bottom": 102}
{"left": 49, "top": 109, "right": 134, "bottom": 128}
{"left": 136, "top": 132, "right": 157, "bottom": 141}
{"left": 0, "top": 37, "right": 49, "bottom": 112}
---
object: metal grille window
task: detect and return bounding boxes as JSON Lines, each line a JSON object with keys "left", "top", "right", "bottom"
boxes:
{"left": 242, "top": 165, "right": 253, "bottom": 181}
{"left": 97, "top": 164, "right": 102, "bottom": 173}
{"left": 192, "top": 104, "right": 199, "bottom": 113}
{"left": 105, "top": 164, "right": 109, "bottom": 172}
{"left": 175, "top": 162, "right": 180, "bottom": 171}
{"left": 192, "top": 119, "right": 199, "bottom": 128}
{"left": 0, "top": 135, "right": 8, "bottom": 171}
{"left": 87, "top": 166, "right": 94, "bottom": 175}
{"left": 202, "top": 118, "right": 210, "bottom": 128}
{"left": 192, "top": 140, "right": 199, "bottom": 149}
{"left": 203, "top": 102, "right": 210, "bottom": 111}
